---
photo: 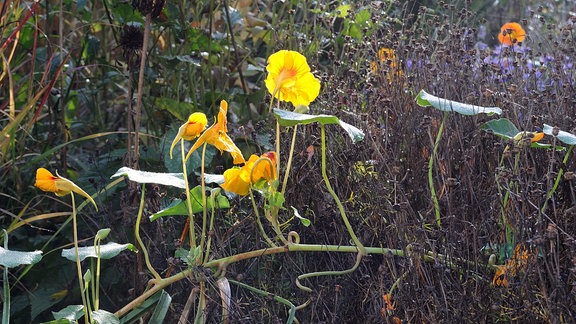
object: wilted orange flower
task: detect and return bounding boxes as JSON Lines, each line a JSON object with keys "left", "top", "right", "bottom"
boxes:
{"left": 185, "top": 100, "right": 245, "bottom": 164}
{"left": 220, "top": 152, "right": 277, "bottom": 195}
{"left": 492, "top": 243, "right": 534, "bottom": 287}
{"left": 370, "top": 48, "right": 403, "bottom": 83}
{"left": 492, "top": 264, "right": 509, "bottom": 287}
{"left": 498, "top": 22, "right": 526, "bottom": 46}
{"left": 383, "top": 294, "right": 395, "bottom": 311}
{"left": 35, "top": 168, "right": 97, "bottom": 210}
{"left": 169, "top": 112, "right": 208, "bottom": 158}
{"left": 265, "top": 50, "right": 321, "bottom": 107}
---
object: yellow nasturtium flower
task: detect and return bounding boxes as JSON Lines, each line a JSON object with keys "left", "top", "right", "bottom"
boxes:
{"left": 220, "top": 152, "right": 277, "bottom": 196}
{"left": 185, "top": 100, "right": 245, "bottom": 164}
{"left": 169, "top": 112, "right": 208, "bottom": 158}
{"left": 265, "top": 50, "right": 321, "bottom": 107}
{"left": 35, "top": 168, "right": 98, "bottom": 210}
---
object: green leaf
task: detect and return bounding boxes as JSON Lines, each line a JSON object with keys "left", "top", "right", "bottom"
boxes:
{"left": 267, "top": 191, "right": 285, "bottom": 209}
{"left": 483, "top": 120, "right": 555, "bottom": 150}
{"left": 481, "top": 118, "right": 520, "bottom": 139}
{"left": 204, "top": 173, "right": 224, "bottom": 185}
{"left": 149, "top": 290, "right": 172, "bottom": 323}
{"left": 174, "top": 248, "right": 190, "bottom": 264}
{"left": 162, "top": 129, "right": 216, "bottom": 174}
{"left": 0, "top": 246, "right": 42, "bottom": 268}
{"left": 416, "top": 89, "right": 502, "bottom": 116}
{"left": 111, "top": 167, "right": 186, "bottom": 189}
{"left": 150, "top": 186, "right": 230, "bottom": 221}
{"left": 61, "top": 242, "right": 135, "bottom": 262}
{"left": 32, "top": 288, "right": 69, "bottom": 321}
{"left": 543, "top": 124, "right": 576, "bottom": 145}
{"left": 52, "top": 305, "right": 84, "bottom": 321}
{"left": 155, "top": 97, "right": 197, "bottom": 121}
{"left": 273, "top": 108, "right": 364, "bottom": 143}
{"left": 291, "top": 206, "right": 311, "bottom": 227}
{"left": 336, "top": 4, "right": 351, "bottom": 17}
{"left": 92, "top": 310, "right": 120, "bottom": 324}
{"left": 339, "top": 119, "right": 365, "bottom": 143}
{"left": 40, "top": 320, "right": 74, "bottom": 324}
{"left": 355, "top": 8, "right": 371, "bottom": 26}
{"left": 119, "top": 290, "right": 166, "bottom": 324}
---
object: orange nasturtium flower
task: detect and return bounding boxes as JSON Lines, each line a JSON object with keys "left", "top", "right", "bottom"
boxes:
{"left": 498, "top": 22, "right": 526, "bottom": 46}
{"left": 265, "top": 50, "right": 321, "bottom": 107}
{"left": 169, "top": 112, "right": 208, "bottom": 158}
{"left": 35, "top": 168, "right": 97, "bottom": 210}
{"left": 514, "top": 131, "right": 544, "bottom": 146}
{"left": 220, "top": 152, "right": 277, "bottom": 196}
{"left": 185, "top": 100, "right": 245, "bottom": 164}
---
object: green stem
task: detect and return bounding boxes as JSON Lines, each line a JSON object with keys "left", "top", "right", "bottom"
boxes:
{"left": 195, "top": 281, "right": 207, "bottom": 323}
{"left": 281, "top": 125, "right": 298, "bottom": 194}
{"left": 203, "top": 191, "right": 218, "bottom": 264}
{"left": 134, "top": 184, "right": 162, "bottom": 281}
{"left": 199, "top": 143, "right": 208, "bottom": 264}
{"left": 115, "top": 242, "right": 491, "bottom": 318}
{"left": 249, "top": 189, "right": 276, "bottom": 247}
{"left": 320, "top": 125, "right": 366, "bottom": 255}
{"left": 94, "top": 238, "right": 102, "bottom": 310}
{"left": 296, "top": 251, "right": 363, "bottom": 293}
{"left": 428, "top": 112, "right": 448, "bottom": 228}
{"left": 276, "top": 120, "right": 281, "bottom": 181}
{"left": 228, "top": 279, "right": 297, "bottom": 323}
{"left": 71, "top": 194, "right": 89, "bottom": 324}
{"left": 541, "top": 145, "right": 573, "bottom": 214}
{"left": 181, "top": 139, "right": 197, "bottom": 250}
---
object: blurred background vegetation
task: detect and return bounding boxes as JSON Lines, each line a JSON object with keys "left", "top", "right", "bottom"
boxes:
{"left": 2, "top": 0, "right": 576, "bottom": 322}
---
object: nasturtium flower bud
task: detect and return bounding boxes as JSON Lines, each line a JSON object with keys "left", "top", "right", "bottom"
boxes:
{"left": 169, "top": 112, "right": 208, "bottom": 158}
{"left": 35, "top": 168, "right": 98, "bottom": 210}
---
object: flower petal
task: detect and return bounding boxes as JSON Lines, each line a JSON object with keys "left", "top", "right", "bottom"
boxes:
{"left": 35, "top": 168, "right": 59, "bottom": 193}
{"left": 169, "top": 112, "right": 208, "bottom": 159}
{"left": 54, "top": 171, "right": 98, "bottom": 210}
{"left": 498, "top": 22, "right": 526, "bottom": 46}
{"left": 35, "top": 168, "right": 98, "bottom": 210}
{"left": 220, "top": 167, "right": 250, "bottom": 195}
{"left": 265, "top": 50, "right": 321, "bottom": 107}
{"left": 185, "top": 100, "right": 245, "bottom": 164}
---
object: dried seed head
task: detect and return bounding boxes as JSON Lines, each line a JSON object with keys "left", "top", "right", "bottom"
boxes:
{"left": 120, "top": 24, "right": 144, "bottom": 52}
{"left": 132, "top": 0, "right": 165, "bottom": 18}
{"left": 119, "top": 23, "right": 144, "bottom": 68}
